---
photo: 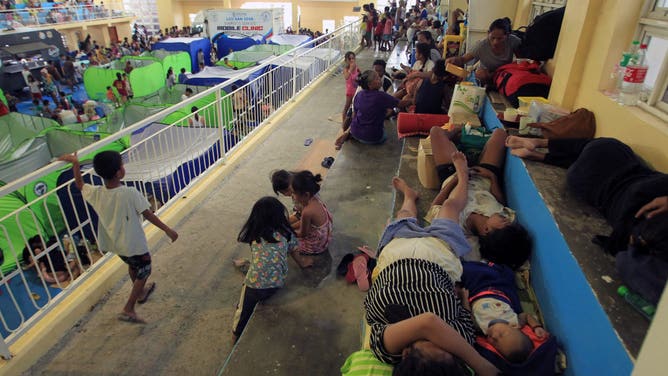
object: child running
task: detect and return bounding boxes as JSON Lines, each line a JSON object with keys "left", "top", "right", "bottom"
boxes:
{"left": 290, "top": 171, "right": 333, "bottom": 268}
{"left": 58, "top": 151, "right": 178, "bottom": 324}
{"left": 342, "top": 51, "right": 360, "bottom": 124}
{"left": 233, "top": 196, "right": 298, "bottom": 342}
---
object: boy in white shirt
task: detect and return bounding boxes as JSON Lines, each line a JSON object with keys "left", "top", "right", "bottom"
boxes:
{"left": 59, "top": 151, "right": 178, "bottom": 323}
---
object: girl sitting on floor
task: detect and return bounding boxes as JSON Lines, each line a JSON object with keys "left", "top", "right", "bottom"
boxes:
{"left": 290, "top": 171, "right": 333, "bottom": 268}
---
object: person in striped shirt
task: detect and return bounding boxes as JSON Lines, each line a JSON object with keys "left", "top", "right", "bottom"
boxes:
{"left": 364, "top": 148, "right": 499, "bottom": 376}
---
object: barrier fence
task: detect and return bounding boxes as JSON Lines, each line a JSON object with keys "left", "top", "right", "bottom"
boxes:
{"left": 0, "top": 1, "right": 131, "bottom": 29}
{"left": 0, "top": 21, "right": 361, "bottom": 360}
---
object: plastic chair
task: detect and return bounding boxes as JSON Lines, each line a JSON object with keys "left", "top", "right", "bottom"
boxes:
{"left": 442, "top": 22, "right": 466, "bottom": 58}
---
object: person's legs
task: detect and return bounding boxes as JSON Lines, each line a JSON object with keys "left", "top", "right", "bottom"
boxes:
{"left": 392, "top": 176, "right": 419, "bottom": 219}
{"left": 232, "top": 286, "right": 278, "bottom": 340}
{"left": 477, "top": 128, "right": 508, "bottom": 172}
{"left": 342, "top": 95, "right": 353, "bottom": 124}
{"left": 507, "top": 136, "right": 591, "bottom": 168}
{"left": 430, "top": 126, "right": 460, "bottom": 183}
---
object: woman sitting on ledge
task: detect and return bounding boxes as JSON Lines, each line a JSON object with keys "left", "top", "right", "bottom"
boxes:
{"left": 506, "top": 136, "right": 668, "bottom": 304}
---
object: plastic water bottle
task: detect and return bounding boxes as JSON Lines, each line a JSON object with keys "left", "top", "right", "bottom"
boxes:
{"left": 619, "top": 43, "right": 648, "bottom": 106}
{"left": 618, "top": 285, "right": 655, "bottom": 320}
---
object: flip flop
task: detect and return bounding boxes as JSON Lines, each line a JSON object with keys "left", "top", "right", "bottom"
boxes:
{"left": 304, "top": 137, "right": 313, "bottom": 146}
{"left": 321, "top": 156, "right": 334, "bottom": 169}
{"left": 118, "top": 313, "right": 146, "bottom": 324}
{"left": 137, "top": 282, "right": 156, "bottom": 304}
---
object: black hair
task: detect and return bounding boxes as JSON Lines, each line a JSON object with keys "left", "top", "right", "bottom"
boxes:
{"left": 479, "top": 223, "right": 532, "bottom": 270}
{"left": 116, "top": 72, "right": 122, "bottom": 80}
{"left": 632, "top": 212, "right": 668, "bottom": 262}
{"left": 433, "top": 59, "right": 446, "bottom": 78}
{"left": 22, "top": 235, "right": 44, "bottom": 265}
{"left": 237, "top": 196, "right": 294, "bottom": 244}
{"left": 180, "top": 68, "right": 186, "bottom": 73}
{"left": 344, "top": 51, "right": 356, "bottom": 61}
{"left": 503, "top": 332, "right": 533, "bottom": 364}
{"left": 432, "top": 20, "right": 442, "bottom": 29}
{"left": 393, "top": 346, "right": 469, "bottom": 376}
{"left": 418, "top": 30, "right": 434, "bottom": 44}
{"left": 357, "top": 70, "right": 377, "bottom": 90}
{"left": 185, "top": 88, "right": 193, "bottom": 94}
{"left": 291, "top": 170, "right": 322, "bottom": 196}
{"left": 372, "top": 59, "right": 387, "bottom": 68}
{"left": 271, "top": 169, "right": 292, "bottom": 195}
{"left": 489, "top": 17, "right": 512, "bottom": 34}
{"left": 93, "top": 150, "right": 123, "bottom": 180}
{"left": 191, "top": 106, "right": 198, "bottom": 113}
{"left": 415, "top": 42, "right": 431, "bottom": 62}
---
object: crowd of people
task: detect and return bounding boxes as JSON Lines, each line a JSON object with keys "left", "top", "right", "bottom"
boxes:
{"left": 0, "top": 0, "right": 114, "bottom": 28}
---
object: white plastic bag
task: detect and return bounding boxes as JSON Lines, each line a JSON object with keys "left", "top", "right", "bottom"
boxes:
{"left": 448, "top": 84, "right": 485, "bottom": 116}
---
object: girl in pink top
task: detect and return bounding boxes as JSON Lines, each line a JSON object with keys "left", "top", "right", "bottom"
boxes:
{"left": 342, "top": 51, "right": 360, "bottom": 124}
{"left": 290, "top": 170, "right": 333, "bottom": 268}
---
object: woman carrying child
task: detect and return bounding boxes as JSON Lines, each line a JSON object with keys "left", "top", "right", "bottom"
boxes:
{"left": 290, "top": 171, "right": 332, "bottom": 268}
{"left": 233, "top": 197, "right": 298, "bottom": 342}
{"left": 342, "top": 51, "right": 360, "bottom": 124}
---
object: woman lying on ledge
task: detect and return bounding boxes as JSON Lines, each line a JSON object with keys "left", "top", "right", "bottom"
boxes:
{"left": 506, "top": 136, "right": 668, "bottom": 304}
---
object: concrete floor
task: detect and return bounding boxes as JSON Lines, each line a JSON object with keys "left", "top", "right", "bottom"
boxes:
{"left": 23, "top": 45, "right": 410, "bottom": 376}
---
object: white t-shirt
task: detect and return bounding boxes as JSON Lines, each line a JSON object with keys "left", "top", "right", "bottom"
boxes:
{"left": 472, "top": 297, "right": 519, "bottom": 334}
{"left": 458, "top": 174, "right": 515, "bottom": 233}
{"left": 82, "top": 184, "right": 150, "bottom": 257}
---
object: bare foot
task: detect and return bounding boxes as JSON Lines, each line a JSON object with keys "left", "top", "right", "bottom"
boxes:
{"left": 510, "top": 148, "right": 544, "bottom": 160}
{"left": 118, "top": 311, "right": 146, "bottom": 324}
{"left": 505, "top": 135, "right": 540, "bottom": 150}
{"left": 451, "top": 151, "right": 468, "bottom": 173}
{"left": 392, "top": 176, "right": 419, "bottom": 202}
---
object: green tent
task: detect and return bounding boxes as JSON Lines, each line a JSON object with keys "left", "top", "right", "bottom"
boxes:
{"left": 0, "top": 189, "right": 47, "bottom": 274}
{"left": 84, "top": 60, "right": 164, "bottom": 101}
{"left": 0, "top": 88, "right": 7, "bottom": 106}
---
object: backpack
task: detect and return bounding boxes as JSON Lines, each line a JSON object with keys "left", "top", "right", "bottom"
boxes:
{"left": 513, "top": 7, "right": 565, "bottom": 61}
{"left": 493, "top": 62, "right": 552, "bottom": 107}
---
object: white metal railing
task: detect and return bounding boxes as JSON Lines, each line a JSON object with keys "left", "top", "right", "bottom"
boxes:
{"left": 0, "top": 21, "right": 360, "bottom": 360}
{"left": 0, "top": 1, "right": 132, "bottom": 29}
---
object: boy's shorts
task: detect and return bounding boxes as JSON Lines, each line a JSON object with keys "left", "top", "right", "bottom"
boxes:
{"left": 119, "top": 253, "right": 152, "bottom": 280}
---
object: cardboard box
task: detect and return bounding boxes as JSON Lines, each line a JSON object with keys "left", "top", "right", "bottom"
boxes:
{"left": 417, "top": 138, "right": 441, "bottom": 189}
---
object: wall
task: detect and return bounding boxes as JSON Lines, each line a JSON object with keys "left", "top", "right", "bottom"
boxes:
{"left": 163, "top": 0, "right": 360, "bottom": 32}
{"left": 515, "top": 0, "right": 668, "bottom": 171}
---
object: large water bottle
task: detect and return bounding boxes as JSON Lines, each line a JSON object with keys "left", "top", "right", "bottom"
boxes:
{"left": 609, "top": 41, "right": 639, "bottom": 98}
{"left": 618, "top": 285, "right": 656, "bottom": 320}
{"left": 619, "top": 43, "right": 648, "bottom": 106}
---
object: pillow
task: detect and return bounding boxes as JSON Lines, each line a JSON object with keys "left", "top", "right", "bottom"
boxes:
{"left": 397, "top": 112, "right": 450, "bottom": 138}
{"left": 340, "top": 350, "right": 393, "bottom": 376}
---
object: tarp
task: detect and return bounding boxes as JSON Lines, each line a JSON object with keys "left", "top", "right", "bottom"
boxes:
{"left": 122, "top": 51, "right": 192, "bottom": 81}
{"left": 215, "top": 34, "right": 261, "bottom": 58}
{"left": 184, "top": 65, "right": 264, "bottom": 87}
{"left": 244, "top": 44, "right": 294, "bottom": 55}
{"left": 153, "top": 38, "right": 212, "bottom": 73}
{"left": 123, "top": 122, "right": 233, "bottom": 204}
{"left": 215, "top": 50, "right": 273, "bottom": 69}
{"left": 0, "top": 113, "right": 58, "bottom": 182}
{"left": 131, "top": 84, "right": 212, "bottom": 106}
{"left": 268, "top": 34, "right": 312, "bottom": 46}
